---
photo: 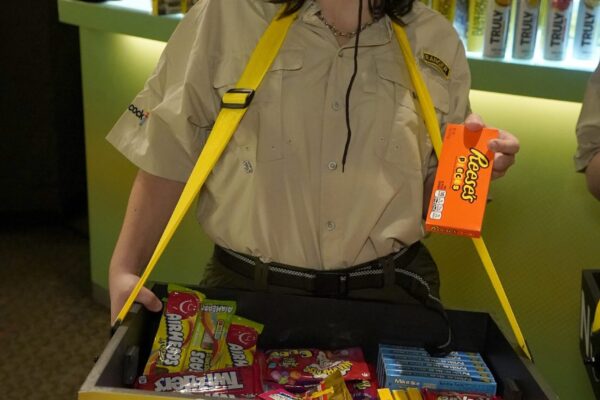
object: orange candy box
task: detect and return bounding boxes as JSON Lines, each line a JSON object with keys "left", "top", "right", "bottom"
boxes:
{"left": 425, "top": 124, "right": 498, "bottom": 238}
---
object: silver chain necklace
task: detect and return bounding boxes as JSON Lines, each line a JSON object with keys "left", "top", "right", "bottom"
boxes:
{"left": 315, "top": 7, "right": 377, "bottom": 38}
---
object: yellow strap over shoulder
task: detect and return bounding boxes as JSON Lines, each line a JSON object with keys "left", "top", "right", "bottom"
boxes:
{"left": 113, "top": 7, "right": 299, "bottom": 327}
{"left": 392, "top": 24, "right": 532, "bottom": 361}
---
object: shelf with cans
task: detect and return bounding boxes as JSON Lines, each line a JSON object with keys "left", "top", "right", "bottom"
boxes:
{"left": 429, "top": 0, "right": 599, "bottom": 65}
{"left": 427, "top": 0, "right": 598, "bottom": 101}
{"left": 162, "top": 0, "right": 600, "bottom": 70}
{"left": 59, "top": 0, "right": 596, "bottom": 101}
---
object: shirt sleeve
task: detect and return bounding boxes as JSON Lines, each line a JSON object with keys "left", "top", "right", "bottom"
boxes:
{"left": 575, "top": 62, "right": 600, "bottom": 172}
{"left": 106, "top": 2, "right": 218, "bottom": 183}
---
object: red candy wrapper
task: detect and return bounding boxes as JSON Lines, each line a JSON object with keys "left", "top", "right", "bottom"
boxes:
{"left": 264, "top": 348, "right": 371, "bottom": 385}
{"left": 136, "top": 366, "right": 259, "bottom": 396}
{"left": 346, "top": 380, "right": 378, "bottom": 400}
{"left": 422, "top": 389, "right": 501, "bottom": 400}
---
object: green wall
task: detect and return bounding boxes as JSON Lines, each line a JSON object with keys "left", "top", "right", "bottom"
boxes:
{"left": 79, "top": 29, "right": 598, "bottom": 399}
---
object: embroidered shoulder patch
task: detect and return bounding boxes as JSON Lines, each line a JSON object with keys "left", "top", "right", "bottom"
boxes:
{"left": 422, "top": 52, "right": 450, "bottom": 78}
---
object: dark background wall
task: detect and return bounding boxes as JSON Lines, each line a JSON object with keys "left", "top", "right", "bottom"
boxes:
{"left": 0, "top": 0, "right": 86, "bottom": 223}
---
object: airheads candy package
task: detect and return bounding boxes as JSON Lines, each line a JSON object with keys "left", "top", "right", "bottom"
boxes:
{"left": 143, "top": 285, "right": 205, "bottom": 375}
{"left": 213, "top": 315, "right": 264, "bottom": 370}
{"left": 425, "top": 124, "right": 498, "bottom": 238}
{"left": 182, "top": 299, "right": 237, "bottom": 373}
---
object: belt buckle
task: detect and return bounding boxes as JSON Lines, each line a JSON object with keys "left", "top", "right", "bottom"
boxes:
{"left": 313, "top": 271, "right": 348, "bottom": 297}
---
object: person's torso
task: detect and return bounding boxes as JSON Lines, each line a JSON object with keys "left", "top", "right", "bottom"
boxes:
{"left": 191, "top": 0, "right": 462, "bottom": 269}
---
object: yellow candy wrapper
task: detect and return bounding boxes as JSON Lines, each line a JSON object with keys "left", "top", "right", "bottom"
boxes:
{"left": 183, "top": 299, "right": 236, "bottom": 372}
{"left": 305, "top": 371, "right": 353, "bottom": 400}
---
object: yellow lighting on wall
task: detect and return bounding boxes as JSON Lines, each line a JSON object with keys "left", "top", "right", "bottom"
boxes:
{"left": 114, "top": 33, "right": 166, "bottom": 67}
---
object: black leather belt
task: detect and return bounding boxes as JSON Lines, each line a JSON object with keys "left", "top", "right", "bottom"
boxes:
{"left": 213, "top": 243, "right": 420, "bottom": 297}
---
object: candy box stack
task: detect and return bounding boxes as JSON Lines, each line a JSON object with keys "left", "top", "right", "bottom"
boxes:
{"left": 377, "top": 345, "right": 496, "bottom": 396}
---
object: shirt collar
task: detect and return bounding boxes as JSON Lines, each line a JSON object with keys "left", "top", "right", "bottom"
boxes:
{"left": 299, "top": 0, "right": 393, "bottom": 48}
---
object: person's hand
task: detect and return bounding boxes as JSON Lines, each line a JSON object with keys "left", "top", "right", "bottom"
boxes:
{"left": 464, "top": 113, "right": 519, "bottom": 179}
{"left": 109, "top": 270, "right": 163, "bottom": 325}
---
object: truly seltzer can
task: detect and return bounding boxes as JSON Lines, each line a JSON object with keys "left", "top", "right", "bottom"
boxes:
{"left": 513, "top": 0, "right": 541, "bottom": 59}
{"left": 467, "top": 0, "right": 488, "bottom": 51}
{"left": 573, "top": 0, "right": 600, "bottom": 59}
{"left": 483, "top": 0, "right": 513, "bottom": 58}
{"left": 543, "top": 0, "right": 574, "bottom": 60}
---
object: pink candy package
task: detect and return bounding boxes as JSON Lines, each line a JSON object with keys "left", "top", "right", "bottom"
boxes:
{"left": 263, "top": 348, "right": 371, "bottom": 385}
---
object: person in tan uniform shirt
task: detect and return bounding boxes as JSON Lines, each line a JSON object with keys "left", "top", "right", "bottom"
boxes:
{"left": 108, "top": 0, "right": 519, "bottom": 324}
{"left": 576, "top": 61, "right": 600, "bottom": 200}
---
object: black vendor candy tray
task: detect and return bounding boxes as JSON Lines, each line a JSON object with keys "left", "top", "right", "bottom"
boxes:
{"left": 78, "top": 284, "right": 557, "bottom": 400}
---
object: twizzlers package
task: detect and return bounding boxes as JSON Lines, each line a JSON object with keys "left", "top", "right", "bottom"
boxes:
{"left": 425, "top": 124, "right": 498, "bottom": 238}
{"left": 136, "top": 366, "right": 260, "bottom": 396}
{"left": 264, "top": 348, "right": 371, "bottom": 385}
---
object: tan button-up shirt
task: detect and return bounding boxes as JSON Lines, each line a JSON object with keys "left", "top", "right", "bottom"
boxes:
{"left": 575, "top": 62, "right": 600, "bottom": 172}
{"left": 107, "top": 0, "right": 471, "bottom": 269}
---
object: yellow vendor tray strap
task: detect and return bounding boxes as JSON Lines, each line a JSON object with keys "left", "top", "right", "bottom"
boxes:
{"left": 392, "top": 24, "right": 533, "bottom": 362}
{"left": 112, "top": 7, "right": 299, "bottom": 329}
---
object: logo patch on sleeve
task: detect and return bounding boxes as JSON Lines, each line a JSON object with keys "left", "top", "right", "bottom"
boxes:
{"left": 422, "top": 52, "right": 450, "bottom": 78}
{"left": 128, "top": 104, "right": 149, "bottom": 126}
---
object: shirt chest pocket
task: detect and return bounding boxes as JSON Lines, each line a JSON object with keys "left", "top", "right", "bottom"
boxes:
{"left": 212, "top": 50, "right": 304, "bottom": 163}
{"left": 373, "top": 57, "right": 450, "bottom": 174}
{"left": 373, "top": 57, "right": 422, "bottom": 173}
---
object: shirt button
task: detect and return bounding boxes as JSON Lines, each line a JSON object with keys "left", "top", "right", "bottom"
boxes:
{"left": 337, "top": 51, "right": 343, "bottom": 58}
{"left": 332, "top": 101, "right": 340, "bottom": 111}
{"left": 328, "top": 161, "right": 338, "bottom": 171}
{"left": 326, "top": 221, "right": 336, "bottom": 231}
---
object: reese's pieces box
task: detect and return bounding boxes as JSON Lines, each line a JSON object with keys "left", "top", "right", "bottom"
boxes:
{"left": 425, "top": 124, "right": 498, "bottom": 237}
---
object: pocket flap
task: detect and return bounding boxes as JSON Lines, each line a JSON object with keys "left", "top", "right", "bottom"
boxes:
{"left": 213, "top": 49, "right": 304, "bottom": 89}
{"left": 270, "top": 48, "right": 304, "bottom": 71}
{"left": 374, "top": 56, "right": 412, "bottom": 90}
{"left": 375, "top": 56, "right": 450, "bottom": 114}
{"left": 423, "top": 74, "right": 450, "bottom": 114}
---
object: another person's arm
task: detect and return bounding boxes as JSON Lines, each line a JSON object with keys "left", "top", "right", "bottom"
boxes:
{"left": 586, "top": 153, "right": 600, "bottom": 200}
{"left": 109, "top": 170, "right": 185, "bottom": 323}
{"left": 576, "top": 62, "right": 600, "bottom": 200}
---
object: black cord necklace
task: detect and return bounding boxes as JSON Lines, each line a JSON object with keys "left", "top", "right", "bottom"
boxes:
{"left": 341, "top": 0, "right": 364, "bottom": 172}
